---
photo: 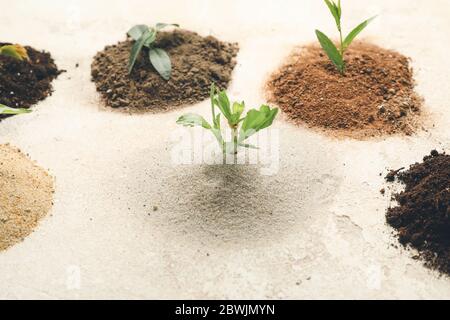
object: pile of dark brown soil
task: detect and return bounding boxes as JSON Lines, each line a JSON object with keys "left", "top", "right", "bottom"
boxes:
{"left": 266, "top": 42, "right": 422, "bottom": 138}
{"left": 0, "top": 43, "right": 62, "bottom": 118}
{"left": 386, "top": 151, "right": 449, "bottom": 276}
{"left": 91, "top": 29, "right": 239, "bottom": 111}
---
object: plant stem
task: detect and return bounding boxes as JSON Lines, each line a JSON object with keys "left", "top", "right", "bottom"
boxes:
{"left": 210, "top": 88, "right": 216, "bottom": 126}
{"left": 338, "top": 24, "right": 345, "bottom": 75}
{"left": 222, "top": 141, "right": 226, "bottom": 164}
{"left": 232, "top": 126, "right": 238, "bottom": 164}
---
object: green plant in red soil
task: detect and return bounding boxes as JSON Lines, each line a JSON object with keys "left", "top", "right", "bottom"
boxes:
{"left": 315, "top": 0, "right": 376, "bottom": 74}
{"left": 0, "top": 44, "right": 29, "bottom": 61}
{"left": 177, "top": 84, "right": 278, "bottom": 159}
{"left": 0, "top": 104, "right": 31, "bottom": 115}
{"left": 127, "top": 23, "right": 179, "bottom": 80}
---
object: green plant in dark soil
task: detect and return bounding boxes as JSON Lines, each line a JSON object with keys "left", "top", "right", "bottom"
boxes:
{"left": 127, "top": 23, "right": 179, "bottom": 80}
{"left": 0, "top": 104, "right": 31, "bottom": 115}
{"left": 315, "top": 0, "right": 376, "bottom": 74}
{"left": 177, "top": 84, "right": 278, "bottom": 159}
{"left": 0, "top": 44, "right": 29, "bottom": 61}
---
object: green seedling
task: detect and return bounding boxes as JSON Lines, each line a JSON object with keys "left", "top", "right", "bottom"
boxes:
{"left": 315, "top": 0, "right": 376, "bottom": 74}
{"left": 0, "top": 104, "right": 31, "bottom": 115}
{"left": 127, "top": 23, "right": 179, "bottom": 80}
{"left": 0, "top": 44, "right": 29, "bottom": 61}
{"left": 177, "top": 84, "right": 278, "bottom": 160}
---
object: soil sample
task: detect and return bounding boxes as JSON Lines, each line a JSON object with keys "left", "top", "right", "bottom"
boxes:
{"left": 386, "top": 151, "right": 449, "bottom": 276}
{"left": 0, "top": 144, "right": 54, "bottom": 251}
{"left": 91, "top": 29, "right": 239, "bottom": 112}
{"left": 266, "top": 42, "right": 422, "bottom": 139}
{"left": 0, "top": 43, "right": 62, "bottom": 119}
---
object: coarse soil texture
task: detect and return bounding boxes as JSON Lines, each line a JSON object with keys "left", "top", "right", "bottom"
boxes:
{"left": 386, "top": 151, "right": 449, "bottom": 276}
{"left": 0, "top": 43, "right": 62, "bottom": 119}
{"left": 266, "top": 42, "right": 423, "bottom": 139}
{"left": 91, "top": 29, "right": 239, "bottom": 111}
{"left": 0, "top": 144, "right": 54, "bottom": 251}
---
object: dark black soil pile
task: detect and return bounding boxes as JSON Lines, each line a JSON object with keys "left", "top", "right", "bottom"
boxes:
{"left": 91, "top": 29, "right": 239, "bottom": 111}
{"left": 386, "top": 151, "right": 449, "bottom": 276}
{"left": 0, "top": 43, "right": 62, "bottom": 118}
{"left": 267, "top": 42, "right": 422, "bottom": 139}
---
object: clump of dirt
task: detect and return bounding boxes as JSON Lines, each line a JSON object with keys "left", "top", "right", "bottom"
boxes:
{"left": 0, "top": 43, "right": 62, "bottom": 118}
{"left": 0, "top": 144, "right": 54, "bottom": 251}
{"left": 385, "top": 151, "right": 449, "bottom": 276}
{"left": 91, "top": 29, "right": 239, "bottom": 112}
{"left": 266, "top": 42, "right": 423, "bottom": 138}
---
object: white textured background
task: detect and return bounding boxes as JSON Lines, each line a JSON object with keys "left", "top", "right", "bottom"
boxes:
{"left": 0, "top": 0, "right": 449, "bottom": 299}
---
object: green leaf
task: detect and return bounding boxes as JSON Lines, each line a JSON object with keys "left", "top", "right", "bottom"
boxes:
{"left": 214, "top": 114, "right": 221, "bottom": 130}
{"left": 232, "top": 101, "right": 245, "bottom": 116}
{"left": 315, "top": 29, "right": 344, "bottom": 73}
{"left": 210, "top": 83, "right": 218, "bottom": 125}
{"left": 229, "top": 102, "right": 245, "bottom": 126}
{"left": 143, "top": 30, "right": 157, "bottom": 47}
{"left": 176, "top": 112, "right": 224, "bottom": 147}
{"left": 0, "top": 104, "right": 31, "bottom": 115}
{"left": 155, "top": 23, "right": 179, "bottom": 31}
{"left": 215, "top": 90, "right": 232, "bottom": 121}
{"left": 149, "top": 48, "right": 172, "bottom": 80}
{"left": 324, "top": 0, "right": 341, "bottom": 29}
{"left": 343, "top": 16, "right": 377, "bottom": 50}
{"left": 257, "top": 105, "right": 279, "bottom": 130}
{"left": 337, "top": 0, "right": 342, "bottom": 19}
{"left": 0, "top": 45, "right": 27, "bottom": 61}
{"left": 211, "top": 127, "right": 224, "bottom": 146}
{"left": 176, "top": 113, "right": 211, "bottom": 129}
{"left": 210, "top": 83, "right": 217, "bottom": 101}
{"left": 239, "top": 105, "right": 278, "bottom": 142}
{"left": 128, "top": 31, "right": 150, "bottom": 74}
{"left": 127, "top": 25, "right": 149, "bottom": 41}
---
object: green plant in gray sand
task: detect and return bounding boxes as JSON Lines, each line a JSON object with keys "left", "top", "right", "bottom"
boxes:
{"left": 127, "top": 23, "right": 179, "bottom": 80}
{"left": 177, "top": 84, "right": 278, "bottom": 160}
{"left": 0, "top": 104, "right": 31, "bottom": 115}
{"left": 315, "top": 0, "right": 376, "bottom": 74}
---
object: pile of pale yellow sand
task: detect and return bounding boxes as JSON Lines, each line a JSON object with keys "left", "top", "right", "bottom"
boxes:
{"left": 0, "top": 144, "right": 53, "bottom": 251}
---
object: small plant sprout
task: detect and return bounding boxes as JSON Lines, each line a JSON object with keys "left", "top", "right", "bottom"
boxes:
{"left": 315, "top": 0, "right": 376, "bottom": 74}
{"left": 0, "top": 44, "right": 29, "bottom": 61}
{"left": 127, "top": 23, "right": 179, "bottom": 80}
{"left": 176, "top": 84, "right": 278, "bottom": 161}
{"left": 0, "top": 104, "right": 31, "bottom": 115}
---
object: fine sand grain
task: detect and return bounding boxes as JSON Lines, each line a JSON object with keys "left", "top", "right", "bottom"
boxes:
{"left": 0, "top": 144, "right": 54, "bottom": 251}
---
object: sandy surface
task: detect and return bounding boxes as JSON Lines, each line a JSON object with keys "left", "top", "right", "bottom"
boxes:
{"left": 0, "top": 0, "right": 449, "bottom": 299}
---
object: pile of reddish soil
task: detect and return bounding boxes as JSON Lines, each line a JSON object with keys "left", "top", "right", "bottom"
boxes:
{"left": 386, "top": 151, "right": 449, "bottom": 276}
{"left": 266, "top": 42, "right": 422, "bottom": 138}
{"left": 91, "top": 29, "right": 239, "bottom": 111}
{"left": 0, "top": 144, "right": 54, "bottom": 251}
{"left": 0, "top": 43, "right": 62, "bottom": 119}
